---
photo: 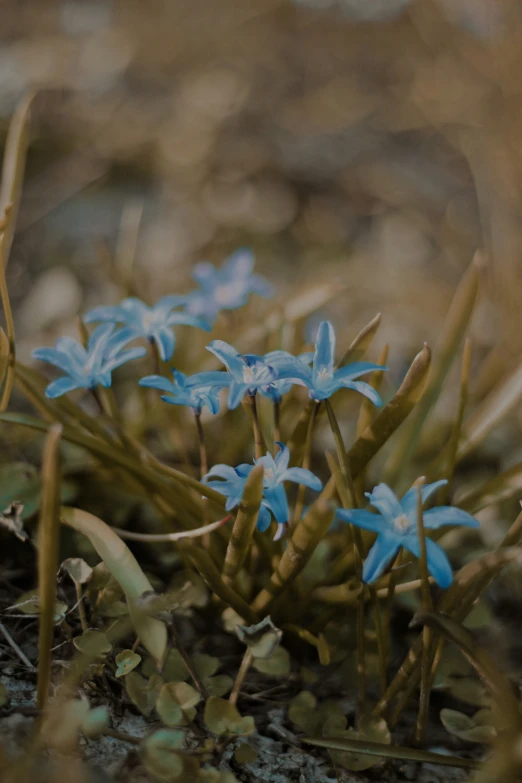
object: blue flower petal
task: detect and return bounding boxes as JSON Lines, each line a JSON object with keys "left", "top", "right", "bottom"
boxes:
{"left": 165, "top": 311, "right": 212, "bottom": 331}
{"left": 32, "top": 347, "right": 76, "bottom": 375}
{"left": 403, "top": 536, "right": 454, "bottom": 588}
{"left": 185, "top": 371, "right": 232, "bottom": 389}
{"left": 103, "top": 347, "right": 146, "bottom": 372}
{"left": 400, "top": 480, "right": 448, "bottom": 519}
{"left": 54, "top": 336, "right": 88, "bottom": 368}
{"left": 192, "top": 262, "right": 219, "bottom": 292}
{"left": 279, "top": 466, "right": 322, "bottom": 491}
{"left": 139, "top": 375, "right": 175, "bottom": 392}
{"left": 263, "top": 485, "right": 289, "bottom": 523}
{"left": 274, "top": 443, "right": 290, "bottom": 472}
{"left": 422, "top": 506, "right": 480, "bottom": 531}
{"left": 365, "top": 483, "right": 403, "bottom": 523}
{"left": 83, "top": 305, "right": 126, "bottom": 324}
{"left": 335, "top": 508, "right": 384, "bottom": 533}
{"left": 312, "top": 321, "right": 335, "bottom": 381}
{"left": 362, "top": 533, "right": 400, "bottom": 583}
{"left": 154, "top": 295, "right": 188, "bottom": 319}
{"left": 154, "top": 326, "right": 175, "bottom": 361}
{"left": 206, "top": 340, "right": 246, "bottom": 379}
{"left": 228, "top": 382, "right": 248, "bottom": 409}
{"left": 204, "top": 464, "right": 240, "bottom": 481}
{"left": 46, "top": 376, "right": 84, "bottom": 398}
{"left": 335, "top": 362, "right": 386, "bottom": 382}
{"left": 224, "top": 248, "right": 255, "bottom": 278}
{"left": 342, "top": 380, "right": 382, "bottom": 407}
{"left": 256, "top": 505, "right": 272, "bottom": 532}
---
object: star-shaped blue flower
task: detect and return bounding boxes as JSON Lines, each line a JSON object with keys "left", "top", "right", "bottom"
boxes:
{"left": 84, "top": 296, "right": 211, "bottom": 361}
{"left": 32, "top": 323, "right": 147, "bottom": 398}
{"left": 186, "top": 341, "right": 295, "bottom": 409}
{"left": 294, "top": 321, "right": 386, "bottom": 403}
{"left": 185, "top": 249, "right": 273, "bottom": 324}
{"left": 203, "top": 443, "right": 322, "bottom": 538}
{"left": 335, "top": 482, "right": 480, "bottom": 588}
{"left": 139, "top": 369, "right": 222, "bottom": 415}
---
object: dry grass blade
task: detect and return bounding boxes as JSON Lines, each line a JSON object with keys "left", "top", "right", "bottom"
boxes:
{"left": 251, "top": 493, "right": 336, "bottom": 615}
{"left": 223, "top": 464, "right": 264, "bottom": 585}
{"left": 386, "top": 254, "right": 481, "bottom": 488}
{"left": 374, "top": 508, "right": 522, "bottom": 721}
{"left": 439, "top": 337, "right": 472, "bottom": 501}
{"left": 352, "top": 343, "right": 431, "bottom": 481}
{"left": 0, "top": 93, "right": 33, "bottom": 265}
{"left": 302, "top": 736, "right": 477, "bottom": 770}
{"left": 61, "top": 507, "right": 168, "bottom": 668}
{"left": 0, "top": 208, "right": 16, "bottom": 411}
{"left": 458, "top": 358, "right": 522, "bottom": 462}
{"left": 0, "top": 327, "right": 9, "bottom": 390}
{"left": 182, "top": 542, "right": 258, "bottom": 623}
{"left": 336, "top": 312, "right": 382, "bottom": 368}
{"left": 458, "top": 459, "right": 522, "bottom": 513}
{"left": 410, "top": 611, "right": 521, "bottom": 727}
{"left": 36, "top": 423, "right": 63, "bottom": 711}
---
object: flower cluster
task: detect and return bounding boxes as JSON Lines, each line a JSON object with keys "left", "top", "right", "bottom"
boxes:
{"left": 203, "top": 443, "right": 323, "bottom": 539}
{"left": 31, "top": 246, "right": 480, "bottom": 588}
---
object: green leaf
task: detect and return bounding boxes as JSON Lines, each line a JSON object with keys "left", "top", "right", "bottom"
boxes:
{"left": 141, "top": 729, "right": 199, "bottom": 780}
{"left": 440, "top": 708, "right": 496, "bottom": 744}
{"left": 288, "top": 691, "right": 318, "bottom": 734}
{"left": 115, "top": 649, "right": 141, "bottom": 678}
{"left": 73, "top": 630, "right": 112, "bottom": 658}
{"left": 62, "top": 557, "right": 93, "bottom": 585}
{"left": 156, "top": 682, "right": 201, "bottom": 726}
{"left": 252, "top": 646, "right": 290, "bottom": 676}
{"left": 236, "top": 616, "right": 282, "bottom": 658}
{"left": 126, "top": 671, "right": 162, "bottom": 716}
{"left": 204, "top": 697, "right": 255, "bottom": 736}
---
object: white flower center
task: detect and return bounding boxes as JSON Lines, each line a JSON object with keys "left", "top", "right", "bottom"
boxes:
{"left": 214, "top": 282, "right": 241, "bottom": 306}
{"left": 393, "top": 514, "right": 411, "bottom": 535}
{"left": 316, "top": 367, "right": 333, "bottom": 385}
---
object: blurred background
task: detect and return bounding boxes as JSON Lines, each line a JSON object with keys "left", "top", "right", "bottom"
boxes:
{"left": 3, "top": 0, "right": 522, "bottom": 428}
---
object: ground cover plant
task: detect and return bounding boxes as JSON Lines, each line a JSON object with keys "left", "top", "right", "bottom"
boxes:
{"left": 2, "top": 98, "right": 522, "bottom": 783}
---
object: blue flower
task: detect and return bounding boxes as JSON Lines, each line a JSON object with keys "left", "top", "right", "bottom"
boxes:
{"left": 203, "top": 443, "right": 322, "bottom": 538}
{"left": 84, "top": 296, "right": 211, "bottom": 362}
{"left": 335, "top": 482, "right": 480, "bottom": 588}
{"left": 186, "top": 341, "right": 290, "bottom": 409}
{"left": 293, "top": 321, "right": 386, "bottom": 403}
{"left": 257, "top": 351, "right": 313, "bottom": 403}
{"left": 139, "top": 369, "right": 221, "bottom": 415}
{"left": 32, "top": 323, "right": 147, "bottom": 398}
{"left": 185, "top": 249, "right": 273, "bottom": 324}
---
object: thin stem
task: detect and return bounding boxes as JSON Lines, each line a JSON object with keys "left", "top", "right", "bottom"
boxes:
{"left": 0, "top": 620, "right": 34, "bottom": 670}
{"left": 273, "top": 400, "right": 281, "bottom": 445}
{"left": 151, "top": 339, "right": 161, "bottom": 375}
{"left": 415, "top": 477, "right": 432, "bottom": 746}
{"left": 194, "top": 411, "right": 208, "bottom": 479}
{"left": 229, "top": 649, "right": 253, "bottom": 706}
{"left": 113, "top": 515, "right": 231, "bottom": 543}
{"left": 168, "top": 622, "right": 209, "bottom": 699}
{"left": 0, "top": 206, "right": 16, "bottom": 411}
{"left": 324, "top": 398, "right": 372, "bottom": 715}
{"left": 293, "top": 401, "right": 320, "bottom": 524}
{"left": 243, "top": 394, "right": 265, "bottom": 459}
{"left": 75, "top": 583, "right": 88, "bottom": 633}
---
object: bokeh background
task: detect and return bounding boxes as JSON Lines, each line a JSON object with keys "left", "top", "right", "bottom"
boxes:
{"left": 3, "top": 0, "right": 522, "bottom": 437}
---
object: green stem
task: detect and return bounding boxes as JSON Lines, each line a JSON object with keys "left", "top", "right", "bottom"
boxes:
{"left": 414, "top": 477, "right": 432, "bottom": 746}
{"left": 293, "top": 401, "right": 320, "bottom": 524}
{"left": 194, "top": 411, "right": 208, "bottom": 479}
